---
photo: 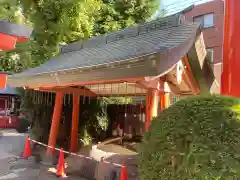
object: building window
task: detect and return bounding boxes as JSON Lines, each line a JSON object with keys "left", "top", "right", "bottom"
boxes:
{"left": 206, "top": 48, "right": 214, "bottom": 63}
{"left": 194, "top": 13, "right": 214, "bottom": 28}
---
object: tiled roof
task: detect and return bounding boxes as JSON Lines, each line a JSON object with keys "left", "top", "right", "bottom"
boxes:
{"left": 10, "top": 13, "right": 200, "bottom": 79}
{"left": 0, "top": 21, "right": 32, "bottom": 39}
{"left": 0, "top": 85, "right": 18, "bottom": 95}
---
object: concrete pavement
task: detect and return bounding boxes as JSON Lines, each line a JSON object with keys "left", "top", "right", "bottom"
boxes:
{"left": 0, "top": 129, "right": 88, "bottom": 180}
{"left": 0, "top": 129, "right": 39, "bottom": 180}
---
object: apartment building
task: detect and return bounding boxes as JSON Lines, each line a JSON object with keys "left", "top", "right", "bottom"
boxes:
{"left": 184, "top": 0, "right": 224, "bottom": 93}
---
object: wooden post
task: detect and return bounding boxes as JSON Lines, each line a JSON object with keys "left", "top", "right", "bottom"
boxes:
{"left": 158, "top": 79, "right": 171, "bottom": 112}
{"left": 159, "top": 92, "right": 164, "bottom": 112}
{"left": 145, "top": 93, "right": 150, "bottom": 132}
{"left": 47, "top": 92, "right": 64, "bottom": 154}
{"left": 159, "top": 92, "right": 170, "bottom": 112}
{"left": 70, "top": 94, "right": 80, "bottom": 152}
{"left": 149, "top": 89, "right": 158, "bottom": 118}
{"left": 145, "top": 89, "right": 158, "bottom": 132}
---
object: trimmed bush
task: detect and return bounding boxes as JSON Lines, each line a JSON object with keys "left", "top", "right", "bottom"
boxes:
{"left": 138, "top": 95, "right": 240, "bottom": 180}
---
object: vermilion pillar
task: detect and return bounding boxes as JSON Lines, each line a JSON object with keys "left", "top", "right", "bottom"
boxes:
{"left": 159, "top": 92, "right": 170, "bottom": 112}
{"left": 70, "top": 94, "right": 80, "bottom": 152}
{"left": 145, "top": 89, "right": 158, "bottom": 131}
{"left": 149, "top": 90, "right": 158, "bottom": 118}
{"left": 221, "top": 0, "right": 240, "bottom": 97}
{"left": 47, "top": 92, "right": 64, "bottom": 154}
{"left": 145, "top": 93, "right": 150, "bottom": 132}
{"left": 0, "top": 74, "right": 7, "bottom": 89}
{"left": 0, "top": 33, "right": 17, "bottom": 51}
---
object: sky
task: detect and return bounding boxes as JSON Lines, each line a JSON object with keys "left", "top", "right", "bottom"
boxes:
{"left": 159, "top": 0, "right": 213, "bottom": 16}
{"left": 163, "top": 0, "right": 211, "bottom": 6}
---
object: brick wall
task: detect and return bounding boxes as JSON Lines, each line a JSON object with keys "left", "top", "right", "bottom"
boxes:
{"left": 184, "top": 0, "right": 224, "bottom": 93}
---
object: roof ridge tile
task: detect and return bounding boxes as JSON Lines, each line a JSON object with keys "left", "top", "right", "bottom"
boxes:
{"left": 61, "top": 13, "right": 185, "bottom": 53}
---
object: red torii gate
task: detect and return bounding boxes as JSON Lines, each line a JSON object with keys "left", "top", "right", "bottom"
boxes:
{"left": 221, "top": 0, "right": 240, "bottom": 97}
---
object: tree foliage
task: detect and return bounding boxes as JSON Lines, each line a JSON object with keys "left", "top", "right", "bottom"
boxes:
{"left": 0, "top": 0, "right": 159, "bottom": 73}
{"left": 94, "top": 0, "right": 159, "bottom": 35}
{"left": 139, "top": 95, "right": 240, "bottom": 180}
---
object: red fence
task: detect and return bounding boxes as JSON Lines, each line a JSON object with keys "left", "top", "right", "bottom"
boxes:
{"left": 107, "top": 104, "right": 145, "bottom": 136}
{"left": 0, "top": 116, "right": 19, "bottom": 129}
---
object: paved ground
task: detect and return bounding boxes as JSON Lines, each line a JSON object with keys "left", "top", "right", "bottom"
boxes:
{"left": 0, "top": 129, "right": 88, "bottom": 180}
{"left": 0, "top": 129, "right": 26, "bottom": 160}
{"left": 0, "top": 129, "right": 136, "bottom": 180}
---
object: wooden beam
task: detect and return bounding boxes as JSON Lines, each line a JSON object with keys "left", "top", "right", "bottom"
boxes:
{"left": 28, "top": 77, "right": 145, "bottom": 89}
{"left": 140, "top": 78, "right": 162, "bottom": 90}
{"left": 127, "top": 83, "right": 147, "bottom": 90}
{"left": 98, "top": 93, "right": 146, "bottom": 97}
{"left": 182, "top": 56, "right": 200, "bottom": 94}
{"left": 182, "top": 72, "right": 198, "bottom": 94}
{"left": 182, "top": 72, "right": 192, "bottom": 91}
{"left": 36, "top": 87, "right": 96, "bottom": 97}
{"left": 165, "top": 81, "right": 182, "bottom": 95}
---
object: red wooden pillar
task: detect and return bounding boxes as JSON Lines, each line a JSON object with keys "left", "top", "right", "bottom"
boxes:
{"left": 70, "top": 94, "right": 80, "bottom": 152}
{"left": 0, "top": 33, "right": 17, "bottom": 50}
{"left": 221, "top": 0, "right": 240, "bottom": 97}
{"left": 159, "top": 92, "right": 170, "bottom": 112}
{"left": 47, "top": 92, "right": 64, "bottom": 154}
{"left": 145, "top": 93, "right": 150, "bottom": 132}
{"left": 145, "top": 89, "right": 158, "bottom": 132}
{"left": 0, "top": 74, "right": 7, "bottom": 89}
{"left": 149, "top": 89, "right": 158, "bottom": 118}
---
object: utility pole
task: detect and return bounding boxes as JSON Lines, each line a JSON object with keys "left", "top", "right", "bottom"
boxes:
{"left": 221, "top": 0, "right": 240, "bottom": 97}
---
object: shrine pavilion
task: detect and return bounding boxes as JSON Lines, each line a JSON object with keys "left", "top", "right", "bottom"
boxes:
{"left": 6, "top": 13, "right": 215, "bottom": 153}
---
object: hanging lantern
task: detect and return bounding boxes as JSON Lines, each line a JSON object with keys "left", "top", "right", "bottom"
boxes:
{"left": 0, "top": 21, "right": 32, "bottom": 51}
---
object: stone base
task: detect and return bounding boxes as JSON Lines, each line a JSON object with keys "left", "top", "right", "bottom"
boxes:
{"left": 41, "top": 154, "right": 58, "bottom": 166}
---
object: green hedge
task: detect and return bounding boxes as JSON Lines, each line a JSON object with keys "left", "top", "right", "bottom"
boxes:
{"left": 138, "top": 95, "right": 240, "bottom": 180}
